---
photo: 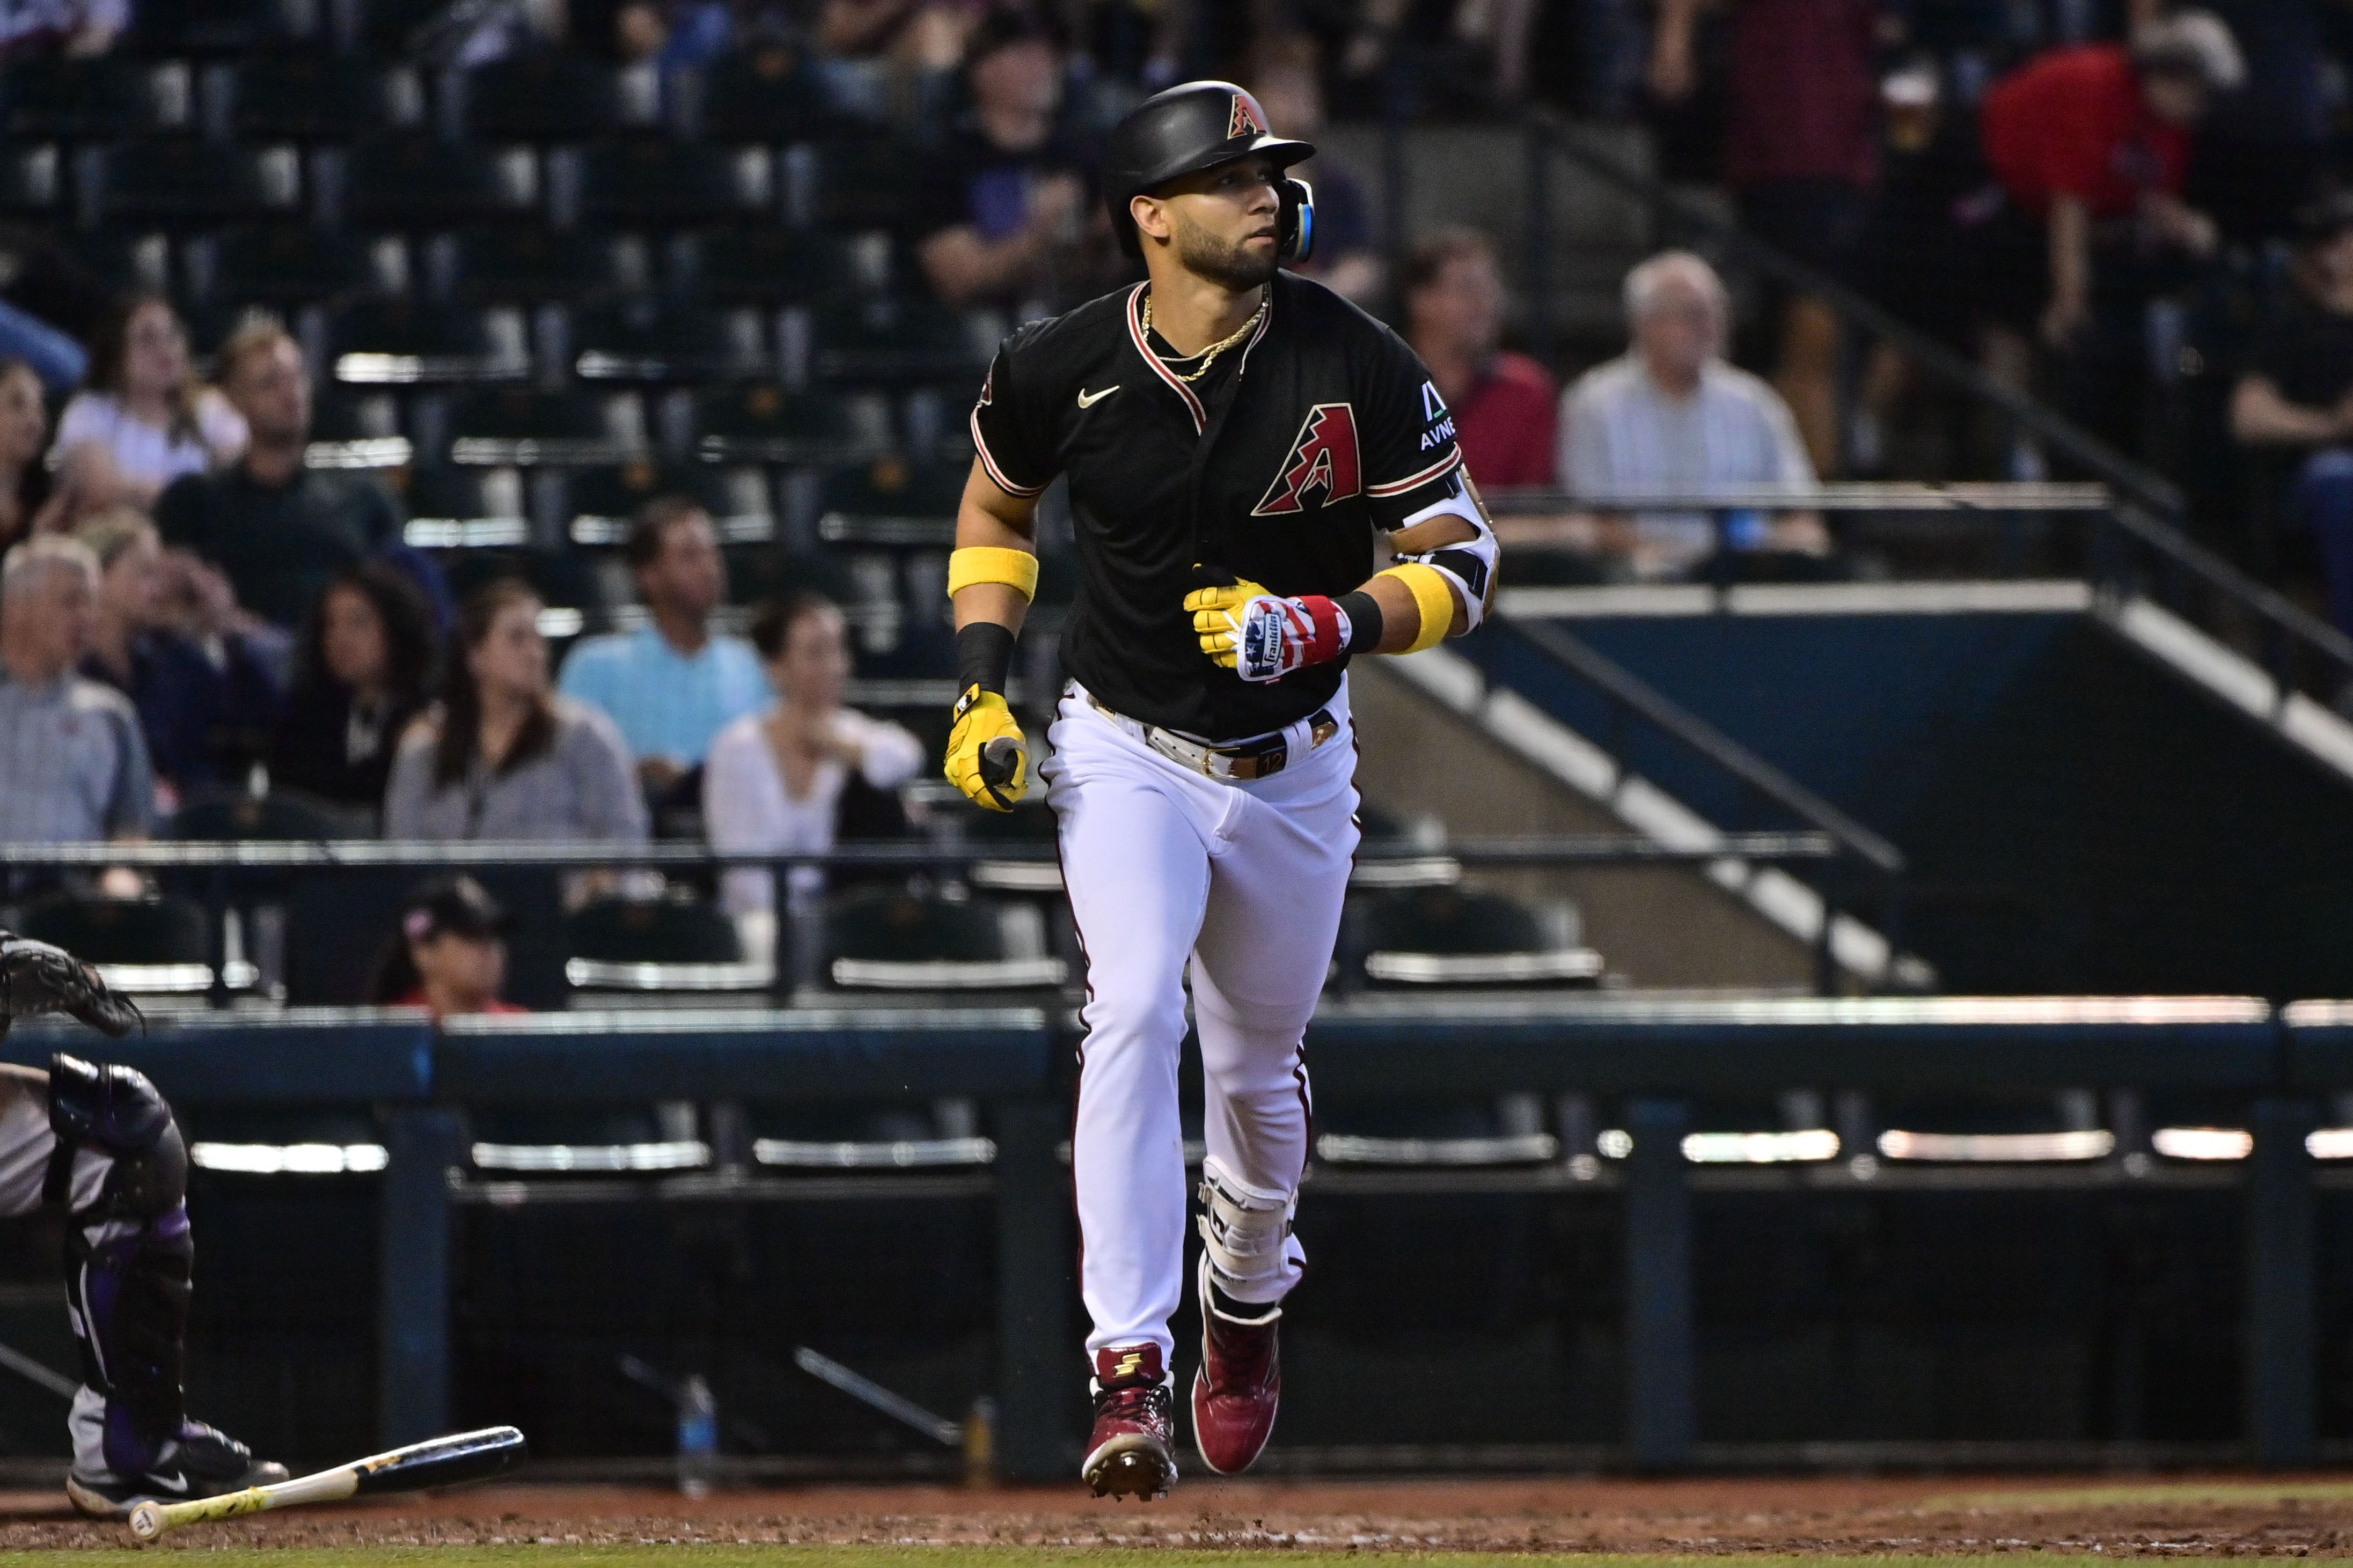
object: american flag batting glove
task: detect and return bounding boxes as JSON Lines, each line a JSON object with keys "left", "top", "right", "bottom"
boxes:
{"left": 1236, "top": 593, "right": 1351, "bottom": 683}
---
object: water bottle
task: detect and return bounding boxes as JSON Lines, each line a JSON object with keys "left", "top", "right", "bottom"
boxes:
{"left": 676, "top": 1374, "right": 717, "bottom": 1498}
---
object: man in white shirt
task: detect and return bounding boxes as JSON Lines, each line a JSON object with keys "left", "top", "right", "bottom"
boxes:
{"left": 556, "top": 496, "right": 769, "bottom": 795}
{"left": 1550, "top": 251, "right": 1829, "bottom": 579}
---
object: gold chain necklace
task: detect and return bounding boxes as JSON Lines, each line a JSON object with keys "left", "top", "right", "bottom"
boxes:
{"left": 1141, "top": 291, "right": 1265, "bottom": 383}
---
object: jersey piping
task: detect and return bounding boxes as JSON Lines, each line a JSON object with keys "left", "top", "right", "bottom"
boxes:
{"left": 1365, "top": 445, "right": 1464, "bottom": 498}
{"left": 1122, "top": 283, "right": 1277, "bottom": 436}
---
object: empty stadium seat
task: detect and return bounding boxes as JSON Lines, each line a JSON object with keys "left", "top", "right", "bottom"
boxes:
{"left": 63, "top": 229, "right": 172, "bottom": 296}
{"left": 327, "top": 298, "right": 533, "bottom": 386}
{"left": 445, "top": 385, "right": 643, "bottom": 465}
{"left": 0, "top": 145, "right": 61, "bottom": 218}
{"left": 808, "top": 294, "right": 988, "bottom": 387}
{"left": 218, "top": 56, "right": 422, "bottom": 141}
{"left": 694, "top": 381, "right": 886, "bottom": 464}
{"left": 401, "top": 463, "right": 532, "bottom": 548}
{"left": 79, "top": 140, "right": 300, "bottom": 226}
{"left": 133, "top": 0, "right": 319, "bottom": 53}
{"left": 664, "top": 226, "right": 837, "bottom": 303}
{"left": 818, "top": 887, "right": 1064, "bottom": 993}
{"left": 565, "top": 894, "right": 766, "bottom": 993}
{"left": 424, "top": 225, "right": 649, "bottom": 302}
{"left": 460, "top": 53, "right": 650, "bottom": 142}
{"left": 561, "top": 141, "right": 771, "bottom": 229}
{"left": 183, "top": 224, "right": 404, "bottom": 304}
{"left": 1346, "top": 887, "right": 1603, "bottom": 989}
{"left": 781, "top": 136, "right": 912, "bottom": 232}
{"left": 334, "top": 135, "right": 539, "bottom": 229}
{"left": 565, "top": 460, "right": 767, "bottom": 544}
{"left": 19, "top": 893, "right": 236, "bottom": 999}
{"left": 570, "top": 299, "right": 770, "bottom": 384}
{"left": 816, "top": 455, "right": 962, "bottom": 547}
{"left": 2, "top": 58, "right": 193, "bottom": 138}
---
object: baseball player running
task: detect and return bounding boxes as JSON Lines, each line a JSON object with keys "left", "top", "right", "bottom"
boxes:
{"left": 0, "top": 931, "right": 287, "bottom": 1516}
{"left": 942, "top": 80, "right": 1498, "bottom": 1499}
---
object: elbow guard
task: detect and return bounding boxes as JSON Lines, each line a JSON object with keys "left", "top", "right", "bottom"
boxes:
{"left": 1389, "top": 476, "right": 1498, "bottom": 636}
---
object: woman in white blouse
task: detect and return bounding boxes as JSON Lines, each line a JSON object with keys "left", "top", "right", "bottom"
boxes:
{"left": 55, "top": 294, "right": 246, "bottom": 511}
{"left": 705, "top": 592, "right": 925, "bottom": 915}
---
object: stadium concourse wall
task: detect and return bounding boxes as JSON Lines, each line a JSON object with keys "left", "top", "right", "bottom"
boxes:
{"left": 1479, "top": 583, "right": 2353, "bottom": 999}
{"left": 4, "top": 1000, "right": 2353, "bottom": 1474}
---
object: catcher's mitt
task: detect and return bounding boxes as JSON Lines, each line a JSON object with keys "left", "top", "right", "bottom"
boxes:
{"left": 0, "top": 931, "right": 142, "bottom": 1040}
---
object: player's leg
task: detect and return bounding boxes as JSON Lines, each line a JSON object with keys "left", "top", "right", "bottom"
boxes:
{"left": 1184, "top": 735, "right": 1360, "bottom": 1473}
{"left": 0, "top": 1058, "right": 287, "bottom": 1515}
{"left": 1045, "top": 694, "right": 1222, "bottom": 1496}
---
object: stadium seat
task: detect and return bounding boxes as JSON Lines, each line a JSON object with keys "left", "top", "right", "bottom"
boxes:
{"left": 816, "top": 455, "right": 963, "bottom": 547}
{"left": 218, "top": 56, "right": 422, "bottom": 141}
{"left": 817, "top": 887, "right": 1064, "bottom": 993}
{"left": 182, "top": 225, "right": 405, "bottom": 305}
{"left": 565, "top": 460, "right": 768, "bottom": 544}
{"left": 664, "top": 226, "right": 837, "bottom": 304}
{"left": 782, "top": 136, "right": 913, "bottom": 232}
{"left": 400, "top": 463, "right": 532, "bottom": 549}
{"left": 561, "top": 140, "right": 772, "bottom": 228}
{"left": 459, "top": 53, "right": 649, "bottom": 142}
{"left": 445, "top": 385, "right": 644, "bottom": 465}
{"left": 62, "top": 229, "right": 172, "bottom": 296}
{"left": 570, "top": 299, "right": 771, "bottom": 384}
{"left": 166, "top": 787, "right": 370, "bottom": 842}
{"left": 133, "top": 0, "right": 319, "bottom": 53}
{"left": 326, "top": 297, "right": 533, "bottom": 386}
{"left": 78, "top": 141, "right": 300, "bottom": 226}
{"left": 2, "top": 58, "right": 193, "bottom": 138}
{"left": 334, "top": 135, "right": 539, "bottom": 230}
{"left": 694, "top": 381, "right": 888, "bottom": 465}
{"left": 464, "top": 1101, "right": 709, "bottom": 1174}
{"left": 565, "top": 894, "right": 766, "bottom": 994}
{"left": 808, "top": 294, "right": 989, "bottom": 388}
{"left": 691, "top": 46, "right": 836, "bottom": 144}
{"left": 18, "top": 893, "right": 233, "bottom": 999}
{"left": 423, "top": 225, "right": 649, "bottom": 303}
{"left": 1345, "top": 887, "right": 1603, "bottom": 989}
{"left": 0, "top": 145, "right": 60, "bottom": 219}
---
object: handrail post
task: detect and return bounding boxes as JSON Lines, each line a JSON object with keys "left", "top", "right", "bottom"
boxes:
{"left": 992, "top": 1095, "right": 1071, "bottom": 1479}
{"left": 378, "top": 1103, "right": 461, "bottom": 1446}
{"left": 2246, "top": 1095, "right": 2319, "bottom": 1467}
{"left": 1625, "top": 1097, "right": 1695, "bottom": 1468}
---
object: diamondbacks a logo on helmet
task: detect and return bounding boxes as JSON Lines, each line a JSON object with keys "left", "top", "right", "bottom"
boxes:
{"left": 1253, "top": 403, "right": 1360, "bottom": 516}
{"left": 1229, "top": 92, "right": 1267, "bottom": 140}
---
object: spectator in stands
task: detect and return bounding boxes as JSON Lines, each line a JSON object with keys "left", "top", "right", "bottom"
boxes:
{"left": 269, "top": 563, "right": 440, "bottom": 811}
{"left": 704, "top": 592, "right": 923, "bottom": 918}
{"left": 155, "top": 315, "right": 405, "bottom": 631}
{"left": 0, "top": 358, "right": 59, "bottom": 553}
{"left": 55, "top": 295, "right": 245, "bottom": 513}
{"left": 1403, "top": 229, "right": 1556, "bottom": 489}
{"left": 1250, "top": 36, "right": 1384, "bottom": 307}
{"left": 2230, "top": 192, "right": 2353, "bottom": 640}
{"left": 0, "top": 535, "right": 151, "bottom": 845}
{"left": 555, "top": 495, "right": 768, "bottom": 799}
{"left": 1649, "top": 0, "right": 1881, "bottom": 476}
{"left": 912, "top": 9, "right": 1102, "bottom": 317}
{"left": 1552, "top": 251, "right": 1826, "bottom": 578}
{"left": 819, "top": 0, "right": 975, "bottom": 74}
{"left": 1973, "top": 12, "right": 2239, "bottom": 440}
{"left": 76, "top": 507, "right": 282, "bottom": 803}
{"left": 366, "top": 875, "right": 527, "bottom": 1020}
{"left": 0, "top": 0, "right": 126, "bottom": 56}
{"left": 384, "top": 577, "right": 647, "bottom": 845}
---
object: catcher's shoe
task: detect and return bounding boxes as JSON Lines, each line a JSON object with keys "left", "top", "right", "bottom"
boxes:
{"left": 1191, "top": 1253, "right": 1281, "bottom": 1475}
{"left": 1082, "top": 1344, "right": 1176, "bottom": 1500}
{"left": 67, "top": 1418, "right": 290, "bottom": 1518}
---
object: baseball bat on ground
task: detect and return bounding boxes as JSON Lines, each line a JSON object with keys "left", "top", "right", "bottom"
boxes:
{"left": 127, "top": 1425, "right": 527, "bottom": 1541}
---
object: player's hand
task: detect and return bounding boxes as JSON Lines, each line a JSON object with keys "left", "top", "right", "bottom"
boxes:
{"left": 944, "top": 686, "right": 1028, "bottom": 811}
{"left": 1186, "top": 577, "right": 1347, "bottom": 683}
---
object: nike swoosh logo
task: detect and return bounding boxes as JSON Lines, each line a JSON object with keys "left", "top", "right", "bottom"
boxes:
{"left": 149, "top": 1472, "right": 190, "bottom": 1494}
{"left": 1076, "top": 386, "right": 1120, "bottom": 408}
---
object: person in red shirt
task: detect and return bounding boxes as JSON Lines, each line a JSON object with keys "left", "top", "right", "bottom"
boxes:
{"left": 368, "top": 874, "right": 530, "bottom": 1022}
{"left": 1976, "top": 14, "right": 2239, "bottom": 354}
{"left": 1401, "top": 229, "right": 1557, "bottom": 491}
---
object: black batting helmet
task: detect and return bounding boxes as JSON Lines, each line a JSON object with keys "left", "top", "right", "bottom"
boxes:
{"left": 1105, "top": 79, "right": 1317, "bottom": 261}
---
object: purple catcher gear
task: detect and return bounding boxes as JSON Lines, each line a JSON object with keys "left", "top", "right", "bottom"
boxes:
{"left": 0, "top": 931, "right": 141, "bottom": 1040}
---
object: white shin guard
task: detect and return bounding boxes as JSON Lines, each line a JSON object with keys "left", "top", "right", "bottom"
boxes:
{"left": 1196, "top": 1156, "right": 1293, "bottom": 1316}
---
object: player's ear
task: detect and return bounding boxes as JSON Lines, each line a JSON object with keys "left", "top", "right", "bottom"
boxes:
{"left": 1131, "top": 193, "right": 1172, "bottom": 245}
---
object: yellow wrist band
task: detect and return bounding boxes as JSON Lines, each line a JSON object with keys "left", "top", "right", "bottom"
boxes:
{"left": 947, "top": 546, "right": 1040, "bottom": 602}
{"left": 1380, "top": 562, "right": 1456, "bottom": 654}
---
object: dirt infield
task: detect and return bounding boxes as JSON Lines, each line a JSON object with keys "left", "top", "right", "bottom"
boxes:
{"left": 6, "top": 1476, "right": 2353, "bottom": 1555}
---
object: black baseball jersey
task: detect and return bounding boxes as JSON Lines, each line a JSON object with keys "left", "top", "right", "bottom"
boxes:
{"left": 971, "top": 270, "right": 1464, "bottom": 740}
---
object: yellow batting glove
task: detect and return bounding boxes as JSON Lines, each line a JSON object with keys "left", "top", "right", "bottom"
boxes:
{"left": 944, "top": 685, "right": 1028, "bottom": 811}
{"left": 1184, "top": 576, "right": 1271, "bottom": 669}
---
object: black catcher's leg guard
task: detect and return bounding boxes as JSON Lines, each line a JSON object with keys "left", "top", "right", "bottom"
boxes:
{"left": 48, "top": 1053, "right": 192, "bottom": 1478}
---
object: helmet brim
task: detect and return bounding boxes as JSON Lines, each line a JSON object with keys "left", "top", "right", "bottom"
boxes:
{"left": 1131, "top": 135, "right": 1316, "bottom": 197}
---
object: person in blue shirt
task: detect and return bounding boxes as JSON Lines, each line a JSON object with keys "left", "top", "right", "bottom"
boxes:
{"left": 555, "top": 495, "right": 769, "bottom": 798}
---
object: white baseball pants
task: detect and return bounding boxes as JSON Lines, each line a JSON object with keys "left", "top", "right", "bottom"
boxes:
{"left": 1043, "top": 679, "right": 1360, "bottom": 1367}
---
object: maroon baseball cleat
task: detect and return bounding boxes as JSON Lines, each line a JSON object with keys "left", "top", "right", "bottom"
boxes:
{"left": 1190, "top": 1254, "right": 1281, "bottom": 1474}
{"left": 1081, "top": 1344, "right": 1176, "bottom": 1499}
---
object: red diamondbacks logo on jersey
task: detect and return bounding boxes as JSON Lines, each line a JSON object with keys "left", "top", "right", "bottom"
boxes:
{"left": 1254, "top": 403, "right": 1361, "bottom": 516}
{"left": 1229, "top": 93, "right": 1267, "bottom": 139}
